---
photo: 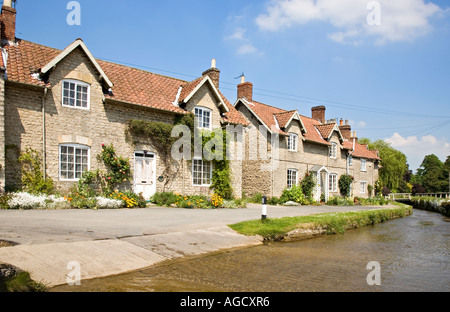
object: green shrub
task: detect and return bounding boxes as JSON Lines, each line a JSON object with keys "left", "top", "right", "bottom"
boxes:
{"left": 150, "top": 192, "right": 179, "bottom": 207}
{"left": 268, "top": 196, "right": 282, "bottom": 205}
{"left": 338, "top": 175, "right": 354, "bottom": 198}
{"left": 327, "top": 195, "right": 354, "bottom": 206}
{"left": 248, "top": 193, "right": 263, "bottom": 204}
{"left": 280, "top": 184, "right": 309, "bottom": 205}
{"left": 301, "top": 173, "right": 316, "bottom": 199}
{"left": 18, "top": 148, "right": 56, "bottom": 196}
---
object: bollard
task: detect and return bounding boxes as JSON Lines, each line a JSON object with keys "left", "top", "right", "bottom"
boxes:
{"left": 262, "top": 196, "right": 267, "bottom": 221}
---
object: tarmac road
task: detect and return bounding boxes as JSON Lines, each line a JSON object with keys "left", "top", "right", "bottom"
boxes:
{"left": 0, "top": 204, "right": 387, "bottom": 287}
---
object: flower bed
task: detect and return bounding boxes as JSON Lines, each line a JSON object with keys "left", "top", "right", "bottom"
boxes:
{"left": 0, "top": 191, "right": 143, "bottom": 210}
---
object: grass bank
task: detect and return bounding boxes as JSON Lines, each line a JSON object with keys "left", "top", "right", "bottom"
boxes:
{"left": 229, "top": 203, "right": 413, "bottom": 242}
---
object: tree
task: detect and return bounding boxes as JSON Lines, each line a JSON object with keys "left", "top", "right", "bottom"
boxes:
{"left": 417, "top": 154, "right": 447, "bottom": 193}
{"left": 359, "top": 138, "right": 408, "bottom": 192}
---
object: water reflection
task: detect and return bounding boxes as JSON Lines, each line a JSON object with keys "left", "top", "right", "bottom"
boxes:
{"left": 53, "top": 209, "right": 449, "bottom": 292}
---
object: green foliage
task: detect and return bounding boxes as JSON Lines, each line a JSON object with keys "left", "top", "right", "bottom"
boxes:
{"left": 301, "top": 173, "right": 315, "bottom": 199}
{"left": 327, "top": 195, "right": 354, "bottom": 206}
{"left": 229, "top": 205, "right": 412, "bottom": 240}
{"left": 367, "top": 184, "right": 374, "bottom": 198}
{"left": 69, "top": 195, "right": 98, "bottom": 210}
{"left": 99, "top": 144, "right": 131, "bottom": 190}
{"left": 0, "top": 193, "right": 13, "bottom": 209}
{"left": 360, "top": 138, "right": 409, "bottom": 192}
{"left": 18, "top": 148, "right": 56, "bottom": 195}
{"left": 127, "top": 114, "right": 195, "bottom": 190}
{"left": 208, "top": 129, "right": 233, "bottom": 200}
{"left": 338, "top": 174, "right": 354, "bottom": 198}
{"left": 416, "top": 154, "right": 448, "bottom": 193}
{"left": 150, "top": 192, "right": 179, "bottom": 207}
{"left": 280, "top": 184, "right": 309, "bottom": 205}
{"left": 0, "top": 271, "right": 47, "bottom": 292}
{"left": 354, "top": 196, "right": 389, "bottom": 206}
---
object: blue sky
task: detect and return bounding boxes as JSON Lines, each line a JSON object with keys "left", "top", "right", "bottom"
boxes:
{"left": 9, "top": 0, "right": 450, "bottom": 172}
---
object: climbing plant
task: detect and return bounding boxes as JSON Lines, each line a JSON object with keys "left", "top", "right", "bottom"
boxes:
{"left": 126, "top": 113, "right": 234, "bottom": 198}
{"left": 339, "top": 174, "right": 354, "bottom": 198}
{"left": 126, "top": 113, "right": 195, "bottom": 191}
{"left": 18, "top": 148, "right": 56, "bottom": 195}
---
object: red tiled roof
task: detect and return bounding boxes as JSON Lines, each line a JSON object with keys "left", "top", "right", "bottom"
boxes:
{"left": 316, "top": 123, "right": 336, "bottom": 140}
{"left": 342, "top": 140, "right": 381, "bottom": 160}
{"left": 299, "top": 115, "right": 331, "bottom": 146}
{"left": 5, "top": 40, "right": 60, "bottom": 86}
{"left": 274, "top": 110, "right": 297, "bottom": 129}
{"left": 4, "top": 39, "right": 247, "bottom": 124}
{"left": 241, "top": 99, "right": 332, "bottom": 145}
{"left": 241, "top": 99, "right": 288, "bottom": 134}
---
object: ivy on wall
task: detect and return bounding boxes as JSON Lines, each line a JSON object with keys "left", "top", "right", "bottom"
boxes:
{"left": 126, "top": 113, "right": 234, "bottom": 199}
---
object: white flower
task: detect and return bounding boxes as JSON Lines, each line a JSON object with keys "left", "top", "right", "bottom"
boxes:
{"left": 95, "top": 197, "right": 123, "bottom": 209}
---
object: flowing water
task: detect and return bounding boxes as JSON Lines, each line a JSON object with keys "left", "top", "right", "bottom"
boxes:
{"left": 53, "top": 209, "right": 449, "bottom": 292}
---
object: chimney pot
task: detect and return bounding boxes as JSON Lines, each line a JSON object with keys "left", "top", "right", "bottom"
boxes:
{"left": 237, "top": 80, "right": 253, "bottom": 101}
{"left": 311, "top": 106, "right": 326, "bottom": 124}
{"left": 202, "top": 61, "right": 221, "bottom": 90}
{"left": 1, "top": 2, "right": 16, "bottom": 43}
{"left": 240, "top": 75, "right": 245, "bottom": 84}
{"left": 340, "top": 119, "right": 344, "bottom": 126}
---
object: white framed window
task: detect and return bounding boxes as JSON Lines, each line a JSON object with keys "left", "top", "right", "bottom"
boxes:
{"left": 360, "top": 181, "right": 367, "bottom": 194}
{"left": 193, "top": 159, "right": 212, "bottom": 186}
{"left": 59, "top": 144, "right": 90, "bottom": 181}
{"left": 361, "top": 159, "right": 367, "bottom": 172}
{"left": 194, "top": 107, "right": 212, "bottom": 130}
{"left": 287, "top": 169, "right": 298, "bottom": 189}
{"left": 349, "top": 156, "right": 353, "bottom": 166}
{"left": 329, "top": 143, "right": 337, "bottom": 159}
{"left": 329, "top": 174, "right": 338, "bottom": 192}
{"left": 62, "top": 80, "right": 90, "bottom": 109}
{"left": 288, "top": 133, "right": 298, "bottom": 152}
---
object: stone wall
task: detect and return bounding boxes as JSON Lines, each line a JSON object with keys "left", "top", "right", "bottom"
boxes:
{"left": 3, "top": 47, "right": 244, "bottom": 198}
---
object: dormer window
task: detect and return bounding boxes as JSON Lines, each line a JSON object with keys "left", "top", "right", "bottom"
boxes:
{"left": 329, "top": 143, "right": 337, "bottom": 159}
{"left": 195, "top": 107, "right": 212, "bottom": 130}
{"left": 62, "top": 80, "right": 90, "bottom": 109}
{"left": 288, "top": 133, "right": 298, "bottom": 152}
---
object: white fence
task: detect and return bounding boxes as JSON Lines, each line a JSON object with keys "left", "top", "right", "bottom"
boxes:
{"left": 388, "top": 193, "right": 450, "bottom": 201}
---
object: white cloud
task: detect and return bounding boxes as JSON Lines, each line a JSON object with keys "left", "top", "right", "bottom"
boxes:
{"left": 226, "top": 27, "right": 247, "bottom": 41}
{"left": 256, "top": 0, "right": 443, "bottom": 45}
{"left": 237, "top": 43, "right": 259, "bottom": 55}
{"left": 385, "top": 133, "right": 450, "bottom": 171}
{"left": 225, "top": 27, "right": 261, "bottom": 55}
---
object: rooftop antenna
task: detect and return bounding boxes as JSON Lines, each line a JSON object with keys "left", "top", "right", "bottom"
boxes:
{"left": 235, "top": 72, "right": 245, "bottom": 84}
{"left": 12, "top": 0, "right": 17, "bottom": 9}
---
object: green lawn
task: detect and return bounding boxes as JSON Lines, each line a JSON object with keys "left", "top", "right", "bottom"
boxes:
{"left": 229, "top": 204, "right": 412, "bottom": 241}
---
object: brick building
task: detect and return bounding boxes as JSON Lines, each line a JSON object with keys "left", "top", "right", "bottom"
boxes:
{"left": 0, "top": 2, "right": 380, "bottom": 200}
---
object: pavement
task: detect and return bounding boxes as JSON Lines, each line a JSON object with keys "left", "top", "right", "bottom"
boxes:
{"left": 0, "top": 204, "right": 387, "bottom": 287}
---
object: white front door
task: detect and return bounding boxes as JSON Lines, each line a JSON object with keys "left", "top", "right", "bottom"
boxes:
{"left": 134, "top": 152, "right": 156, "bottom": 199}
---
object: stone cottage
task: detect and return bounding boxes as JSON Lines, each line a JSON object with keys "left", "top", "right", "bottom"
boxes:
{"left": 234, "top": 77, "right": 381, "bottom": 201}
{"left": 0, "top": 1, "right": 247, "bottom": 199}
{"left": 0, "top": 2, "right": 380, "bottom": 200}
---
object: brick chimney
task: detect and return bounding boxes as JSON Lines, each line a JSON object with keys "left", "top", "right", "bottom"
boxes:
{"left": 202, "top": 59, "right": 220, "bottom": 90}
{"left": 339, "top": 120, "right": 352, "bottom": 141}
{"left": 311, "top": 106, "right": 326, "bottom": 124}
{"left": 237, "top": 75, "right": 253, "bottom": 101}
{"left": 1, "top": 0, "right": 16, "bottom": 44}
